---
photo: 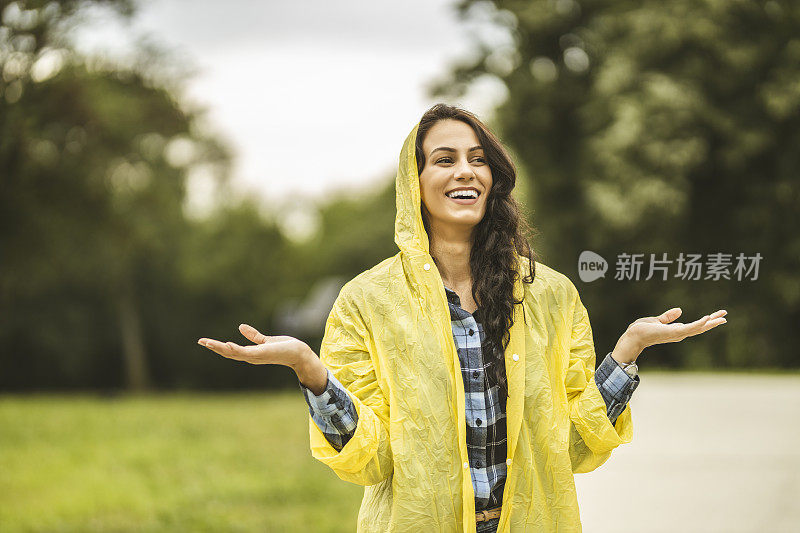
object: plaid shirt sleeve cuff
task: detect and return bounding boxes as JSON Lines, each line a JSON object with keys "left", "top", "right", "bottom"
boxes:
{"left": 594, "top": 352, "right": 641, "bottom": 425}
{"left": 298, "top": 368, "right": 358, "bottom": 452}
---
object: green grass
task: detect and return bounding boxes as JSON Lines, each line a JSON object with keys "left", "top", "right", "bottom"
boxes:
{"left": 0, "top": 392, "right": 363, "bottom": 532}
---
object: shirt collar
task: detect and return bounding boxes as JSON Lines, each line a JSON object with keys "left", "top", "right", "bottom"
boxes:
{"left": 443, "top": 284, "right": 460, "bottom": 305}
{"left": 443, "top": 284, "right": 482, "bottom": 321}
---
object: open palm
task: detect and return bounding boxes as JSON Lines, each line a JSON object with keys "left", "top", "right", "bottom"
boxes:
{"left": 628, "top": 307, "right": 727, "bottom": 351}
{"left": 198, "top": 324, "right": 309, "bottom": 367}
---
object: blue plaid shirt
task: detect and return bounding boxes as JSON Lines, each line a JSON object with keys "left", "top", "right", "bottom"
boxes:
{"left": 299, "top": 284, "right": 640, "bottom": 512}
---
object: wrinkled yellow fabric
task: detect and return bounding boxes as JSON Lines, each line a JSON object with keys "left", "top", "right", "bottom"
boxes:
{"left": 307, "top": 122, "right": 634, "bottom": 532}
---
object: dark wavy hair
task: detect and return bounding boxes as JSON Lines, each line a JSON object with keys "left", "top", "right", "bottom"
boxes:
{"left": 415, "top": 103, "right": 539, "bottom": 400}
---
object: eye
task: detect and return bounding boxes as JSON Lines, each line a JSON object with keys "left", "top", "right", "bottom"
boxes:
{"left": 436, "top": 157, "right": 453, "bottom": 164}
{"left": 472, "top": 157, "right": 486, "bottom": 163}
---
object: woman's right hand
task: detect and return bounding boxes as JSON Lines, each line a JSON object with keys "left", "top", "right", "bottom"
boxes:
{"left": 198, "top": 324, "right": 309, "bottom": 368}
{"left": 198, "top": 324, "right": 329, "bottom": 393}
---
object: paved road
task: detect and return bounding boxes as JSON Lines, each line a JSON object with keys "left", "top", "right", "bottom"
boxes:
{"left": 575, "top": 373, "right": 800, "bottom": 533}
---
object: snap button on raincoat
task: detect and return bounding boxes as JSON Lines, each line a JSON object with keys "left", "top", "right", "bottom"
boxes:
{"left": 307, "top": 123, "right": 634, "bottom": 532}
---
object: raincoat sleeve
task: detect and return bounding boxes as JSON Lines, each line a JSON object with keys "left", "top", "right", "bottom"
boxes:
{"left": 307, "top": 288, "right": 393, "bottom": 486}
{"left": 565, "top": 289, "right": 634, "bottom": 474}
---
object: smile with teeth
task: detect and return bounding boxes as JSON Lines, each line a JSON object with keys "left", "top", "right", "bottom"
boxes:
{"left": 445, "top": 189, "right": 479, "bottom": 200}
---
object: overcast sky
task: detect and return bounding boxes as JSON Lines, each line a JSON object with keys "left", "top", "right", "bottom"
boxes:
{"left": 74, "top": 0, "right": 510, "bottom": 218}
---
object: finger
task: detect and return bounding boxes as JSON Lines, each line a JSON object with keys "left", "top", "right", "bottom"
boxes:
{"left": 225, "top": 341, "right": 251, "bottom": 359}
{"left": 683, "top": 313, "right": 729, "bottom": 338}
{"left": 198, "top": 337, "right": 221, "bottom": 351}
{"left": 678, "top": 308, "right": 727, "bottom": 331}
{"left": 698, "top": 316, "right": 727, "bottom": 333}
{"left": 658, "top": 307, "right": 682, "bottom": 324}
{"left": 239, "top": 323, "right": 267, "bottom": 344}
{"left": 200, "top": 339, "right": 233, "bottom": 357}
{"left": 667, "top": 315, "right": 708, "bottom": 338}
{"left": 198, "top": 338, "right": 242, "bottom": 360}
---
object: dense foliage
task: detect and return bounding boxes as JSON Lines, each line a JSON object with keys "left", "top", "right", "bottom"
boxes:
{"left": 2, "top": 0, "right": 797, "bottom": 391}
{"left": 430, "top": 0, "right": 800, "bottom": 369}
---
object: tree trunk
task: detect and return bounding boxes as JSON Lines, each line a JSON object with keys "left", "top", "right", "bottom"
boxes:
{"left": 116, "top": 278, "right": 150, "bottom": 392}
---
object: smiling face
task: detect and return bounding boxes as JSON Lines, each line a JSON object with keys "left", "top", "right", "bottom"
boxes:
{"left": 418, "top": 119, "right": 493, "bottom": 239}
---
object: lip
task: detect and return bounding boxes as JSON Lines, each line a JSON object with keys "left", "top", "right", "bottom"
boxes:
{"left": 444, "top": 186, "right": 481, "bottom": 205}
{"left": 447, "top": 196, "right": 479, "bottom": 205}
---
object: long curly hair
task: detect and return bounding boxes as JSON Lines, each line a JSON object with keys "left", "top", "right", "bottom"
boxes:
{"left": 415, "top": 103, "right": 539, "bottom": 400}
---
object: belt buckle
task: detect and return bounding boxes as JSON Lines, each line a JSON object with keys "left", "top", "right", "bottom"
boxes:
{"left": 476, "top": 509, "right": 488, "bottom": 522}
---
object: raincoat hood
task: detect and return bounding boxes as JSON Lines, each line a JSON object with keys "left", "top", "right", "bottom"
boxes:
{"left": 394, "top": 124, "right": 430, "bottom": 254}
{"left": 307, "top": 122, "right": 634, "bottom": 532}
{"left": 394, "top": 122, "right": 430, "bottom": 256}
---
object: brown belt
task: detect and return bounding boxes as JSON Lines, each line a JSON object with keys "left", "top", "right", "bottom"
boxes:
{"left": 476, "top": 506, "right": 502, "bottom": 522}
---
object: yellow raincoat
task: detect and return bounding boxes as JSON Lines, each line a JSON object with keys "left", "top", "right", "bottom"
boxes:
{"left": 307, "top": 123, "right": 634, "bottom": 532}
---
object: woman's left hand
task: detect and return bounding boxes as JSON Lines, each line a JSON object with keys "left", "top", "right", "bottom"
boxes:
{"left": 612, "top": 308, "right": 728, "bottom": 365}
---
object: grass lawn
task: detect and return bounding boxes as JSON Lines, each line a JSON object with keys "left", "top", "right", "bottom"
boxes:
{"left": 0, "top": 392, "right": 363, "bottom": 532}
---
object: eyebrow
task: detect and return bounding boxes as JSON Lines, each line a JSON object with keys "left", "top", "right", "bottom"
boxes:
{"left": 430, "top": 146, "right": 484, "bottom": 157}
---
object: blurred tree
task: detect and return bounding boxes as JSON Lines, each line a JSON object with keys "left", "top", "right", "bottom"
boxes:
{"left": 173, "top": 198, "right": 302, "bottom": 391}
{"left": 432, "top": 0, "right": 800, "bottom": 368}
{"left": 264, "top": 179, "right": 397, "bottom": 346}
{"left": 298, "top": 180, "right": 397, "bottom": 279}
{"left": 0, "top": 0, "right": 399, "bottom": 391}
{"left": 0, "top": 0, "right": 231, "bottom": 390}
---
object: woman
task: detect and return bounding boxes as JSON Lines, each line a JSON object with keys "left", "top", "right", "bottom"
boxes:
{"left": 198, "top": 104, "right": 727, "bottom": 532}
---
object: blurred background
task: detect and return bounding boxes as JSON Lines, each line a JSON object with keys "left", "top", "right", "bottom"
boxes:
{"left": 1, "top": 0, "right": 798, "bottom": 531}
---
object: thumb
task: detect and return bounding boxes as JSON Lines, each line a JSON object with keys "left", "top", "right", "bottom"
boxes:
{"left": 659, "top": 307, "right": 682, "bottom": 324}
{"left": 239, "top": 323, "right": 267, "bottom": 344}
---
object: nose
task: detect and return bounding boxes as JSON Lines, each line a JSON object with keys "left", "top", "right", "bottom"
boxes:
{"left": 454, "top": 159, "right": 475, "bottom": 181}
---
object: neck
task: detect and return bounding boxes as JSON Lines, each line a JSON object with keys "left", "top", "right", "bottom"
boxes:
{"left": 428, "top": 224, "right": 473, "bottom": 289}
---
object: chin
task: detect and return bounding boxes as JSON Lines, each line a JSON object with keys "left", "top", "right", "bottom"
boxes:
{"left": 447, "top": 214, "right": 484, "bottom": 227}
{"left": 428, "top": 208, "right": 486, "bottom": 229}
